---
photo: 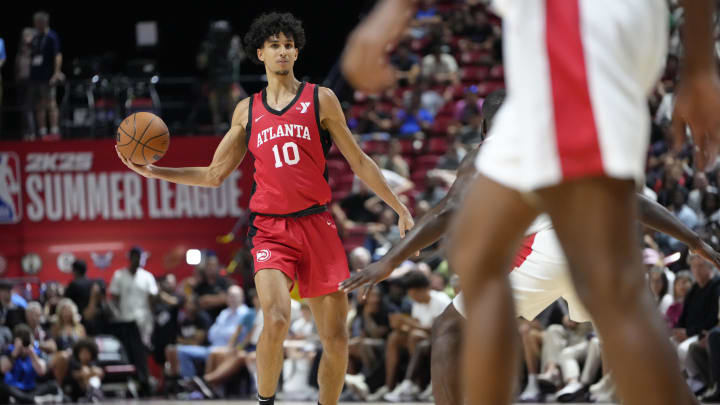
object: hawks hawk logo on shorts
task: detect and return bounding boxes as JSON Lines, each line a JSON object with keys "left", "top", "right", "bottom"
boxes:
{"left": 256, "top": 249, "right": 271, "bottom": 262}
{"left": 0, "top": 153, "right": 22, "bottom": 224}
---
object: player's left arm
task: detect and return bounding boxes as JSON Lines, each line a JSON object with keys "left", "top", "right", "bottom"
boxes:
{"left": 637, "top": 193, "right": 720, "bottom": 267}
{"left": 318, "top": 86, "right": 414, "bottom": 236}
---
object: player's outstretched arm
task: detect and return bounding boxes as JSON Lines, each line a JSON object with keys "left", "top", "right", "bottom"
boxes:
{"left": 341, "top": 0, "right": 415, "bottom": 93}
{"left": 671, "top": 0, "right": 720, "bottom": 170}
{"left": 339, "top": 148, "right": 480, "bottom": 297}
{"left": 318, "top": 87, "right": 414, "bottom": 235}
{"left": 116, "top": 98, "right": 250, "bottom": 187}
{"left": 637, "top": 193, "right": 720, "bottom": 267}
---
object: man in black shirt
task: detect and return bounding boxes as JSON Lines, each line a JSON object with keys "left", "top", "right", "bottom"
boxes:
{"left": 674, "top": 253, "right": 720, "bottom": 393}
{"left": 64, "top": 260, "right": 93, "bottom": 315}
{"left": 0, "top": 281, "right": 25, "bottom": 331}
{"left": 194, "top": 253, "right": 231, "bottom": 321}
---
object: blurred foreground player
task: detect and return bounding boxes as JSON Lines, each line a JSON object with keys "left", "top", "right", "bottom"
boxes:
{"left": 117, "top": 12, "right": 413, "bottom": 405}
{"left": 342, "top": 1, "right": 720, "bottom": 404}
{"left": 341, "top": 89, "right": 720, "bottom": 405}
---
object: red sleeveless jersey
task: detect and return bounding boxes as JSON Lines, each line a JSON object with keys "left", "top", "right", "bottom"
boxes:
{"left": 246, "top": 82, "right": 333, "bottom": 215}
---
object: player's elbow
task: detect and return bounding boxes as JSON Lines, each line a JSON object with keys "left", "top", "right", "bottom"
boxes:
{"left": 206, "top": 167, "right": 226, "bottom": 188}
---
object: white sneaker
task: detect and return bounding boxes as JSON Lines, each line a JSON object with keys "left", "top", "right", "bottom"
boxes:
{"left": 518, "top": 386, "right": 543, "bottom": 402}
{"left": 589, "top": 373, "right": 611, "bottom": 395}
{"left": 367, "top": 385, "right": 390, "bottom": 401}
{"left": 384, "top": 379, "right": 420, "bottom": 402}
{"left": 345, "top": 374, "right": 370, "bottom": 400}
{"left": 418, "top": 384, "right": 433, "bottom": 401}
{"left": 555, "top": 381, "right": 585, "bottom": 402}
{"left": 590, "top": 377, "right": 617, "bottom": 403}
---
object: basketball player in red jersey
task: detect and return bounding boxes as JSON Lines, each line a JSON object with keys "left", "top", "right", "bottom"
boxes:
{"left": 116, "top": 12, "right": 414, "bottom": 405}
{"left": 341, "top": 1, "right": 720, "bottom": 405}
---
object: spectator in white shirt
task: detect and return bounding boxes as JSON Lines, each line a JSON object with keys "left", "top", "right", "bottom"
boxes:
{"left": 109, "top": 246, "right": 158, "bottom": 347}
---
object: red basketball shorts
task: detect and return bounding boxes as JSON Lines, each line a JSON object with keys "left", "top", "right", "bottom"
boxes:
{"left": 248, "top": 210, "right": 350, "bottom": 298}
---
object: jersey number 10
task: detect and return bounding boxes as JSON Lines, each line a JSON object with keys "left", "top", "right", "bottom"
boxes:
{"left": 272, "top": 142, "right": 300, "bottom": 168}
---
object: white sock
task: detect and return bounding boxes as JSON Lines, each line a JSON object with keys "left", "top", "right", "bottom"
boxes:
{"left": 39, "top": 127, "right": 47, "bottom": 136}
{"left": 50, "top": 126, "right": 60, "bottom": 133}
{"left": 526, "top": 374, "right": 539, "bottom": 391}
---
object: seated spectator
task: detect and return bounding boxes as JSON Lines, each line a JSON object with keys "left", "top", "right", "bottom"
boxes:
{"left": 453, "top": 85, "right": 483, "bottom": 124}
{"left": 346, "top": 286, "right": 391, "bottom": 399}
{"left": 64, "top": 260, "right": 93, "bottom": 315}
{"left": 377, "top": 139, "right": 410, "bottom": 179}
{"left": 649, "top": 266, "right": 673, "bottom": 314}
{"left": 674, "top": 254, "right": 720, "bottom": 393}
{"left": 404, "top": 78, "right": 446, "bottom": 118}
{"left": 151, "top": 274, "right": 183, "bottom": 365}
{"left": 390, "top": 43, "right": 420, "bottom": 87}
{"left": 374, "top": 271, "right": 450, "bottom": 402}
{"left": 24, "top": 302, "right": 61, "bottom": 382}
{"left": 366, "top": 209, "right": 401, "bottom": 260}
{"left": 49, "top": 298, "right": 86, "bottom": 385}
{"left": 553, "top": 334, "right": 602, "bottom": 402}
{"left": 0, "top": 281, "right": 26, "bottom": 331}
{"left": 200, "top": 291, "right": 261, "bottom": 397}
{"left": 163, "top": 295, "right": 211, "bottom": 367}
{"left": 355, "top": 98, "right": 394, "bottom": 134}
{"left": 698, "top": 190, "right": 720, "bottom": 229}
{"left": 166, "top": 286, "right": 254, "bottom": 390}
{"left": 421, "top": 45, "right": 459, "bottom": 85}
{"left": 394, "top": 90, "right": 434, "bottom": 137}
{"left": 67, "top": 338, "right": 104, "bottom": 402}
{"left": 517, "top": 301, "right": 566, "bottom": 402}
{"left": 41, "top": 283, "right": 63, "bottom": 321}
{"left": 195, "top": 253, "right": 232, "bottom": 322}
{"left": 688, "top": 172, "right": 713, "bottom": 213}
{"left": 81, "top": 283, "right": 112, "bottom": 337}
{"left": 666, "top": 270, "right": 694, "bottom": 329}
{"left": 0, "top": 324, "right": 62, "bottom": 404}
{"left": 536, "top": 313, "right": 594, "bottom": 393}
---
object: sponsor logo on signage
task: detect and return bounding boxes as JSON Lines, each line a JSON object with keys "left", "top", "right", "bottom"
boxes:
{"left": 91, "top": 251, "right": 114, "bottom": 270}
{"left": 21, "top": 253, "right": 42, "bottom": 275}
{"left": 57, "top": 252, "right": 76, "bottom": 273}
{"left": 0, "top": 152, "right": 22, "bottom": 224}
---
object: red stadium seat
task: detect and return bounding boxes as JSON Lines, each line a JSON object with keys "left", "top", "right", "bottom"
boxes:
{"left": 411, "top": 169, "right": 429, "bottom": 192}
{"left": 431, "top": 115, "right": 454, "bottom": 135}
{"left": 414, "top": 155, "right": 441, "bottom": 171}
{"left": 460, "top": 50, "right": 491, "bottom": 66}
{"left": 460, "top": 66, "right": 490, "bottom": 83}
{"left": 350, "top": 105, "right": 368, "bottom": 119}
{"left": 362, "top": 139, "right": 389, "bottom": 155}
{"left": 399, "top": 138, "right": 416, "bottom": 154}
{"left": 427, "top": 137, "right": 449, "bottom": 155}
{"left": 489, "top": 65, "right": 504, "bottom": 80}
{"left": 342, "top": 227, "right": 368, "bottom": 252}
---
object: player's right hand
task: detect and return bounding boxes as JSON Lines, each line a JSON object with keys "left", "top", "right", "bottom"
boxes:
{"left": 115, "top": 145, "right": 154, "bottom": 178}
{"left": 339, "top": 259, "right": 395, "bottom": 299}
{"left": 671, "top": 71, "right": 720, "bottom": 171}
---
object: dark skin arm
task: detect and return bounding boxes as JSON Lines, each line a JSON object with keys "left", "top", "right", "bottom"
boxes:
{"left": 339, "top": 148, "right": 479, "bottom": 297}
{"left": 637, "top": 193, "right": 720, "bottom": 267}
{"left": 340, "top": 147, "right": 720, "bottom": 297}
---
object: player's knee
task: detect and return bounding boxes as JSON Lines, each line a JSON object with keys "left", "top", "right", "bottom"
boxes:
{"left": 318, "top": 326, "right": 348, "bottom": 353}
{"left": 263, "top": 308, "right": 290, "bottom": 340}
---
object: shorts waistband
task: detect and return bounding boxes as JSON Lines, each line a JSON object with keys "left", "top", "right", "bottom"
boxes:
{"left": 252, "top": 204, "right": 327, "bottom": 218}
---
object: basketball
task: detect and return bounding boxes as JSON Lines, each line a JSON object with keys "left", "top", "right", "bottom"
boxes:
{"left": 116, "top": 112, "right": 170, "bottom": 165}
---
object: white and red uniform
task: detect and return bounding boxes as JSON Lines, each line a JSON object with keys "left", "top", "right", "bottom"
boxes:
{"left": 453, "top": 214, "right": 591, "bottom": 322}
{"left": 476, "top": 0, "right": 668, "bottom": 190}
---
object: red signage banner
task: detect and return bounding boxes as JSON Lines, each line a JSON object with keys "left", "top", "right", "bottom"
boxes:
{"left": 0, "top": 136, "right": 254, "bottom": 287}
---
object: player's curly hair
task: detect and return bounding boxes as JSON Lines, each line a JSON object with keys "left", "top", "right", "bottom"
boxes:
{"left": 243, "top": 12, "right": 306, "bottom": 65}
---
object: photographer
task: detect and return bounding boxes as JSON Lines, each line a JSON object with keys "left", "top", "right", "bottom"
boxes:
{"left": 0, "top": 324, "right": 61, "bottom": 404}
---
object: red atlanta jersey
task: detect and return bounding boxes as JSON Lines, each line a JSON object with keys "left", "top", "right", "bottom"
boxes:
{"left": 246, "top": 82, "right": 333, "bottom": 215}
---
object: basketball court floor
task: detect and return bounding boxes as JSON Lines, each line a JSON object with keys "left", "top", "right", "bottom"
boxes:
{"left": 87, "top": 401, "right": 608, "bottom": 405}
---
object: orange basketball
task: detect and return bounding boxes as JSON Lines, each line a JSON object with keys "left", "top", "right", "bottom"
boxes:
{"left": 116, "top": 112, "right": 170, "bottom": 165}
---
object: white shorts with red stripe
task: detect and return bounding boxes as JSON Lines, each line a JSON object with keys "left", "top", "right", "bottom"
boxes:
{"left": 476, "top": 0, "right": 668, "bottom": 190}
{"left": 453, "top": 215, "right": 592, "bottom": 322}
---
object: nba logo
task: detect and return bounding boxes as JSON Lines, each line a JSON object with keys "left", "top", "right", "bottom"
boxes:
{"left": 0, "top": 152, "right": 22, "bottom": 224}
